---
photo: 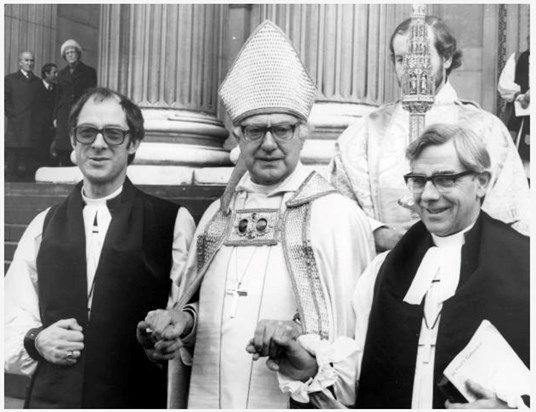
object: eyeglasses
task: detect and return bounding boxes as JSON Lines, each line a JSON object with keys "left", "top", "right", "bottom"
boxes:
{"left": 74, "top": 126, "right": 130, "bottom": 146}
{"left": 240, "top": 123, "right": 299, "bottom": 142}
{"left": 403, "top": 170, "right": 476, "bottom": 193}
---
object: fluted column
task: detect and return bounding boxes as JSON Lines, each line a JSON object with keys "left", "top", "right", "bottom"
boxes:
{"left": 98, "top": 4, "right": 231, "bottom": 184}
{"left": 4, "top": 4, "right": 57, "bottom": 75}
{"left": 247, "top": 4, "right": 410, "bottom": 165}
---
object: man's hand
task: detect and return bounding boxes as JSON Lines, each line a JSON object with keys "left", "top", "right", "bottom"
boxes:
{"left": 516, "top": 90, "right": 530, "bottom": 109}
{"left": 35, "top": 318, "right": 84, "bottom": 365}
{"left": 136, "top": 320, "right": 184, "bottom": 362}
{"left": 246, "top": 319, "right": 318, "bottom": 382}
{"left": 143, "top": 309, "right": 194, "bottom": 341}
{"left": 445, "top": 380, "right": 510, "bottom": 409}
{"left": 136, "top": 309, "right": 194, "bottom": 362}
{"left": 373, "top": 227, "right": 405, "bottom": 252}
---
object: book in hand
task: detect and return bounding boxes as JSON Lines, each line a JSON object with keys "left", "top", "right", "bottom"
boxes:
{"left": 441, "top": 320, "right": 530, "bottom": 405}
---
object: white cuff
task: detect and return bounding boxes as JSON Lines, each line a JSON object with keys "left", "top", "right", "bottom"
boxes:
{"left": 277, "top": 334, "right": 358, "bottom": 405}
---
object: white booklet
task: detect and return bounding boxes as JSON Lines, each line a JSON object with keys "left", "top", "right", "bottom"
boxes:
{"left": 443, "top": 320, "right": 530, "bottom": 404}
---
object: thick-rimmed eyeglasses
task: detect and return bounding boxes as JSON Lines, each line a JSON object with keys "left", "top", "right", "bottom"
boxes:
{"left": 74, "top": 126, "right": 130, "bottom": 146}
{"left": 403, "top": 170, "right": 476, "bottom": 193}
{"left": 241, "top": 123, "right": 299, "bottom": 142}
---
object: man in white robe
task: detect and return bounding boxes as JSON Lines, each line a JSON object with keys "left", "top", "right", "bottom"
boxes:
{"left": 257, "top": 124, "right": 530, "bottom": 409}
{"left": 136, "top": 20, "right": 374, "bottom": 409}
{"left": 327, "top": 15, "right": 530, "bottom": 251}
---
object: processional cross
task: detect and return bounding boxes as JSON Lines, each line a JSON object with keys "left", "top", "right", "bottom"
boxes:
{"left": 402, "top": 4, "right": 435, "bottom": 141}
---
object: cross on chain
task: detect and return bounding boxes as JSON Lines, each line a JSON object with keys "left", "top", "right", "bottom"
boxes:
{"left": 225, "top": 281, "right": 248, "bottom": 318}
{"left": 419, "top": 326, "right": 438, "bottom": 364}
{"left": 420, "top": 281, "right": 441, "bottom": 364}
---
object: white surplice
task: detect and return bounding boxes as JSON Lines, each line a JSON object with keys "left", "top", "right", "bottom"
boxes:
{"left": 171, "top": 163, "right": 374, "bottom": 409}
{"left": 326, "top": 81, "right": 530, "bottom": 235}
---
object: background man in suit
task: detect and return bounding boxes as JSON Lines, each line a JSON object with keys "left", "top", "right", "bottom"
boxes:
{"left": 5, "top": 50, "right": 43, "bottom": 180}
{"left": 36, "top": 63, "right": 59, "bottom": 167}
{"left": 54, "top": 39, "right": 97, "bottom": 166}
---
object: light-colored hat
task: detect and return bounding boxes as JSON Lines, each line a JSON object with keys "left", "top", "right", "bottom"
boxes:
{"left": 61, "top": 39, "right": 82, "bottom": 56}
{"left": 219, "top": 20, "right": 316, "bottom": 125}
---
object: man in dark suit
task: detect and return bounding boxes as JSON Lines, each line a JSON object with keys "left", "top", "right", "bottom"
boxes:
{"left": 54, "top": 39, "right": 97, "bottom": 166}
{"left": 5, "top": 50, "right": 43, "bottom": 180}
{"left": 35, "top": 63, "right": 59, "bottom": 167}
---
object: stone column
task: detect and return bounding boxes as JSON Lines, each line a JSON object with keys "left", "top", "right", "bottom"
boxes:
{"left": 247, "top": 4, "right": 410, "bottom": 166}
{"left": 4, "top": 4, "right": 57, "bottom": 78}
{"left": 98, "top": 4, "right": 231, "bottom": 185}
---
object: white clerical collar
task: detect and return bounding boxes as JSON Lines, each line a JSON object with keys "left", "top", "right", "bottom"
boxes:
{"left": 81, "top": 185, "right": 123, "bottom": 206}
{"left": 434, "top": 81, "right": 457, "bottom": 105}
{"left": 431, "top": 221, "right": 475, "bottom": 248}
{"left": 403, "top": 221, "right": 476, "bottom": 306}
{"left": 236, "top": 162, "right": 309, "bottom": 197}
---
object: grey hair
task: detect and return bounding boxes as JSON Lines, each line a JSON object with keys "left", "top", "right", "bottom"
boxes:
{"left": 406, "top": 123, "right": 491, "bottom": 173}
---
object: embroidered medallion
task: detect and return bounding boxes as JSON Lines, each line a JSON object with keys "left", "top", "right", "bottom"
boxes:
{"left": 224, "top": 208, "right": 281, "bottom": 246}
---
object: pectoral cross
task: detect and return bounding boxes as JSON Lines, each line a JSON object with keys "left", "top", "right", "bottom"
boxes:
{"left": 225, "top": 282, "right": 248, "bottom": 318}
{"left": 419, "top": 327, "right": 437, "bottom": 364}
{"left": 420, "top": 278, "right": 441, "bottom": 364}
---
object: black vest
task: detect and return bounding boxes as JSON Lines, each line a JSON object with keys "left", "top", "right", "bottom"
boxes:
{"left": 356, "top": 212, "right": 530, "bottom": 409}
{"left": 515, "top": 50, "right": 529, "bottom": 93}
{"left": 27, "top": 179, "right": 180, "bottom": 408}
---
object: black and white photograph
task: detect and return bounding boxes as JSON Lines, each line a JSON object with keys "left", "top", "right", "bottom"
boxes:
{"left": 4, "top": 3, "right": 531, "bottom": 409}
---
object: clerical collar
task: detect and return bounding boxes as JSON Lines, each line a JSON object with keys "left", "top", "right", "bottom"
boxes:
{"left": 81, "top": 185, "right": 123, "bottom": 206}
{"left": 434, "top": 81, "right": 457, "bottom": 105}
{"left": 431, "top": 221, "right": 475, "bottom": 248}
{"left": 236, "top": 162, "right": 309, "bottom": 197}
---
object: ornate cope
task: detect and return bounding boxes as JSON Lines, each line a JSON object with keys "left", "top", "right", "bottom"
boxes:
{"left": 180, "top": 171, "right": 338, "bottom": 340}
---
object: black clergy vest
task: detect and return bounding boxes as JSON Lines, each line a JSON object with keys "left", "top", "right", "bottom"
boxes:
{"left": 515, "top": 50, "right": 529, "bottom": 94}
{"left": 356, "top": 212, "right": 529, "bottom": 409}
{"left": 27, "top": 179, "right": 180, "bottom": 409}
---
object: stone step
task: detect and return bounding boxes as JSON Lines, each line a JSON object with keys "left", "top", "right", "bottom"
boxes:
{"left": 5, "top": 183, "right": 225, "bottom": 225}
{"left": 5, "top": 209, "right": 49, "bottom": 226}
{"left": 5, "top": 224, "right": 27, "bottom": 243}
{"left": 5, "top": 242, "right": 17, "bottom": 264}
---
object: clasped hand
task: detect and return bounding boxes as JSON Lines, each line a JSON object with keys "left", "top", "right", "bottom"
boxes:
{"left": 35, "top": 318, "right": 84, "bottom": 365}
{"left": 245, "top": 319, "right": 318, "bottom": 382}
{"left": 136, "top": 309, "right": 193, "bottom": 362}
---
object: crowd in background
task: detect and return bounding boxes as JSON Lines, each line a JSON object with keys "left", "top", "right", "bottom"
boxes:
{"left": 4, "top": 39, "right": 96, "bottom": 181}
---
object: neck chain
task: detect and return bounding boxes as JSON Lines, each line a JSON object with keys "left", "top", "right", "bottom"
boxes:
{"left": 234, "top": 247, "right": 258, "bottom": 287}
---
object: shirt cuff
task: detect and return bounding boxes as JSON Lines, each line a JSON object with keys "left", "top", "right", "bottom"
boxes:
{"left": 277, "top": 334, "right": 358, "bottom": 405}
{"left": 177, "top": 304, "right": 197, "bottom": 366}
{"left": 24, "top": 326, "right": 46, "bottom": 362}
